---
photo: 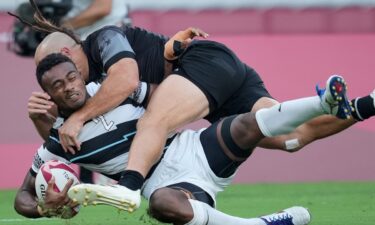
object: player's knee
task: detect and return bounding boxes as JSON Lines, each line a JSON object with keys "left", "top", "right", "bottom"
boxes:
{"left": 222, "top": 113, "right": 264, "bottom": 155}
{"left": 237, "top": 113, "right": 262, "bottom": 136}
{"left": 149, "top": 188, "right": 193, "bottom": 224}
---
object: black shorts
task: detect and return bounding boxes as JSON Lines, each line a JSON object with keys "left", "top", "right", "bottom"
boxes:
{"left": 206, "top": 65, "right": 273, "bottom": 123}
{"left": 173, "top": 40, "right": 273, "bottom": 123}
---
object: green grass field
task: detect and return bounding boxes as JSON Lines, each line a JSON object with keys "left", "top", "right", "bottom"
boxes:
{"left": 1, "top": 182, "right": 375, "bottom": 225}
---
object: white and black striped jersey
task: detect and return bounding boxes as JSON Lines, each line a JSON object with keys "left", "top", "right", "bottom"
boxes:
{"left": 30, "top": 83, "right": 173, "bottom": 180}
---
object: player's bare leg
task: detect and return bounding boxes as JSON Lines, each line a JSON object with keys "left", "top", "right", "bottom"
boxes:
{"left": 251, "top": 77, "right": 370, "bottom": 152}
{"left": 125, "top": 75, "right": 209, "bottom": 177}
{"left": 258, "top": 115, "right": 355, "bottom": 151}
{"left": 149, "top": 188, "right": 311, "bottom": 225}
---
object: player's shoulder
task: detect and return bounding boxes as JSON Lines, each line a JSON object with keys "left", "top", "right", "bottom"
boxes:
{"left": 93, "top": 25, "right": 126, "bottom": 40}
{"left": 84, "top": 25, "right": 127, "bottom": 49}
{"left": 90, "top": 25, "right": 124, "bottom": 36}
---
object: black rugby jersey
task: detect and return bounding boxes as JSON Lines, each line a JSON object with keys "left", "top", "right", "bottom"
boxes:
{"left": 83, "top": 25, "right": 168, "bottom": 84}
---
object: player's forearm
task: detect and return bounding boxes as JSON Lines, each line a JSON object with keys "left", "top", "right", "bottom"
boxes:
{"left": 14, "top": 190, "right": 41, "bottom": 218}
{"left": 64, "top": 0, "right": 111, "bottom": 29}
{"left": 74, "top": 63, "right": 139, "bottom": 122}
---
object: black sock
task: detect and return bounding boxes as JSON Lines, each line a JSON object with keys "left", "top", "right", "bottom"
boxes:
{"left": 351, "top": 95, "right": 375, "bottom": 121}
{"left": 118, "top": 170, "right": 145, "bottom": 191}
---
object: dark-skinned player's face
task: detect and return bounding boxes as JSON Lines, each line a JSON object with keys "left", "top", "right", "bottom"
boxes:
{"left": 41, "top": 62, "right": 87, "bottom": 115}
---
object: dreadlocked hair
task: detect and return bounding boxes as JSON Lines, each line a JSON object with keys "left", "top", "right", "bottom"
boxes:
{"left": 8, "top": 0, "right": 81, "bottom": 45}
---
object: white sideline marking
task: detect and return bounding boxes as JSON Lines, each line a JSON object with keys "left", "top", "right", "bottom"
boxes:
{"left": 0, "top": 218, "right": 57, "bottom": 222}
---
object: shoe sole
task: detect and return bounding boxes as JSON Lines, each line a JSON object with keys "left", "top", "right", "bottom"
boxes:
{"left": 285, "top": 206, "right": 311, "bottom": 225}
{"left": 325, "top": 75, "right": 351, "bottom": 119}
{"left": 68, "top": 185, "right": 137, "bottom": 212}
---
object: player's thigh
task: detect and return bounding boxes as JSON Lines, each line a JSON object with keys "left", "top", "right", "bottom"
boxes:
{"left": 143, "top": 74, "right": 209, "bottom": 131}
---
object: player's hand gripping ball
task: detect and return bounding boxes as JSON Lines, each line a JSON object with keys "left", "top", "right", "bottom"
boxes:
{"left": 35, "top": 160, "right": 80, "bottom": 218}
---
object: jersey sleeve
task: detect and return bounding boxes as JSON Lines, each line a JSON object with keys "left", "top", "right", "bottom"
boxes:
{"left": 30, "top": 134, "right": 71, "bottom": 177}
{"left": 95, "top": 28, "right": 136, "bottom": 72}
{"left": 86, "top": 82, "right": 101, "bottom": 96}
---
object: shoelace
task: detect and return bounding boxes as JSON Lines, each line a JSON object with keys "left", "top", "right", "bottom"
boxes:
{"left": 261, "top": 213, "right": 294, "bottom": 225}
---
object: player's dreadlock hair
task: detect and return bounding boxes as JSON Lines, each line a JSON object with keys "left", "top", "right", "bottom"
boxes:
{"left": 8, "top": 0, "right": 81, "bottom": 45}
{"left": 36, "top": 53, "right": 76, "bottom": 89}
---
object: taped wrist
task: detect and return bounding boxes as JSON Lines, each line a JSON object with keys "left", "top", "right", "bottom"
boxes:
{"left": 173, "top": 40, "right": 184, "bottom": 57}
{"left": 129, "top": 82, "right": 149, "bottom": 105}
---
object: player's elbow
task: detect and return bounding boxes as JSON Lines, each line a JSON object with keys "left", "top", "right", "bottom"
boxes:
{"left": 14, "top": 201, "right": 30, "bottom": 218}
{"left": 107, "top": 59, "right": 140, "bottom": 93}
{"left": 14, "top": 195, "right": 39, "bottom": 218}
{"left": 127, "top": 75, "right": 140, "bottom": 93}
{"left": 117, "top": 74, "right": 139, "bottom": 97}
{"left": 14, "top": 200, "right": 22, "bottom": 216}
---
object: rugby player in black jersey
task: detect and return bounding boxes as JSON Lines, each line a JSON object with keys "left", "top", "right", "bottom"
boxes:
{"left": 15, "top": 48, "right": 359, "bottom": 224}
{"left": 18, "top": 0, "right": 375, "bottom": 214}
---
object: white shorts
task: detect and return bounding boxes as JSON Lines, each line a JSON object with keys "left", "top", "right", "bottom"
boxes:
{"left": 142, "top": 129, "right": 236, "bottom": 205}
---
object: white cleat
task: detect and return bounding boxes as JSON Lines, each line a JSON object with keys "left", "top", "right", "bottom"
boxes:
{"left": 68, "top": 184, "right": 141, "bottom": 212}
{"left": 316, "top": 75, "right": 352, "bottom": 119}
{"left": 261, "top": 206, "right": 311, "bottom": 225}
{"left": 371, "top": 89, "right": 375, "bottom": 107}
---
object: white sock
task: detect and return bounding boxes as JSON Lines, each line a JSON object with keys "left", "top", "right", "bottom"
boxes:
{"left": 185, "top": 199, "right": 266, "bottom": 225}
{"left": 255, "top": 96, "right": 325, "bottom": 137}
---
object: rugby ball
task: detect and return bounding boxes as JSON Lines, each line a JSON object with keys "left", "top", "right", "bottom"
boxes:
{"left": 35, "top": 160, "right": 80, "bottom": 218}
